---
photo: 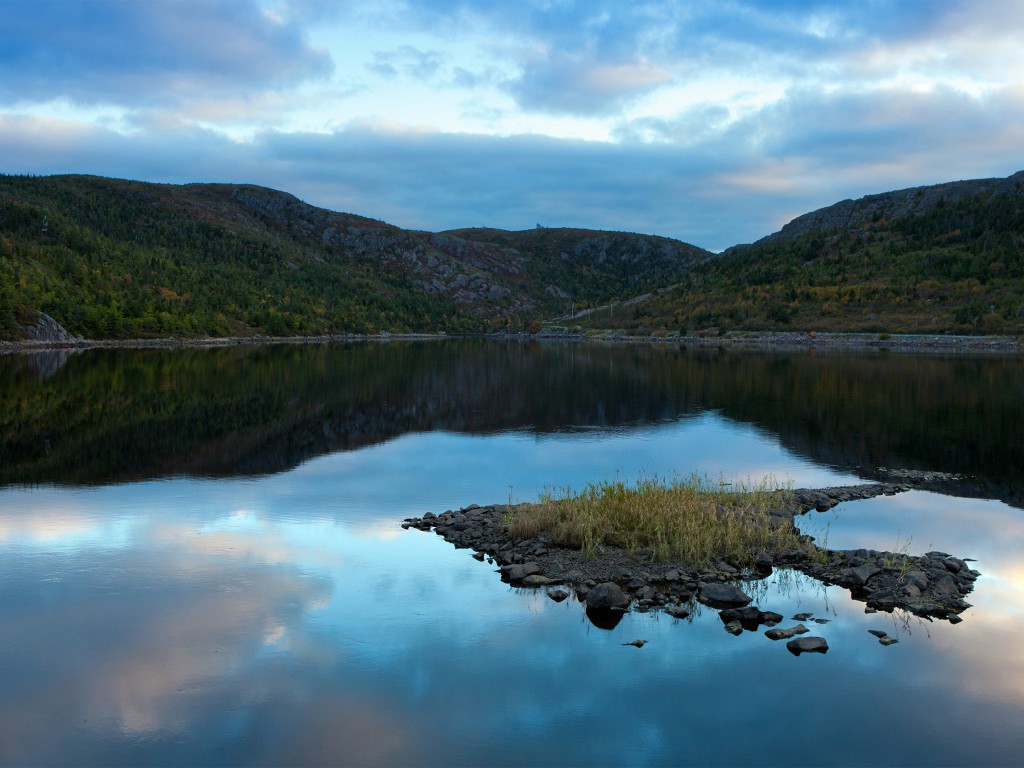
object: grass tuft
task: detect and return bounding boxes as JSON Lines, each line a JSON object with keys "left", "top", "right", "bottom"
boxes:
{"left": 507, "top": 473, "right": 802, "bottom": 568}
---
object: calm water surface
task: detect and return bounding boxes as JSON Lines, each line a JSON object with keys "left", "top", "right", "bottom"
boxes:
{"left": 1, "top": 341, "right": 1022, "bottom": 766}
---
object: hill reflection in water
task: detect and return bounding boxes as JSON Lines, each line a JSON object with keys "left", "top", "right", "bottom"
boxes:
{"left": 1, "top": 340, "right": 1021, "bottom": 506}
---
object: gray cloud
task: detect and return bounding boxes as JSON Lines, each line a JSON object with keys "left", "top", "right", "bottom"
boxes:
{"left": 0, "top": 0, "right": 333, "bottom": 107}
{"left": 507, "top": 50, "right": 672, "bottom": 116}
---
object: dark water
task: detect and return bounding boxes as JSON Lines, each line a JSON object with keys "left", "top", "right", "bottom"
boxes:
{"left": 1, "top": 341, "right": 1022, "bottom": 766}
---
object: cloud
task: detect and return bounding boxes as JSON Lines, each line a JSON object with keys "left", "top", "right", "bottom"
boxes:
{"left": 509, "top": 50, "right": 672, "bottom": 115}
{"left": 0, "top": 0, "right": 333, "bottom": 107}
{"left": 367, "top": 45, "right": 443, "bottom": 80}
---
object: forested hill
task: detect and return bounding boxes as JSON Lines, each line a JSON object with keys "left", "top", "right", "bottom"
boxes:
{"left": 0, "top": 174, "right": 714, "bottom": 341}
{"left": 749, "top": 171, "right": 1024, "bottom": 248}
{"left": 572, "top": 171, "right": 1024, "bottom": 336}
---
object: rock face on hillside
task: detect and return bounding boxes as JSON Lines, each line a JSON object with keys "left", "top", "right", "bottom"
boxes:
{"left": 752, "top": 170, "right": 1024, "bottom": 247}
{"left": 21, "top": 312, "right": 79, "bottom": 344}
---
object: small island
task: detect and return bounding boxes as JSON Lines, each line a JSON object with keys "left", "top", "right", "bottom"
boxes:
{"left": 402, "top": 475, "right": 979, "bottom": 650}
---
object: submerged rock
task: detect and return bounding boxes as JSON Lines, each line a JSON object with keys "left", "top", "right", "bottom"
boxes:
{"left": 665, "top": 604, "right": 691, "bottom": 620}
{"left": 787, "top": 636, "right": 829, "bottom": 655}
{"left": 765, "top": 624, "right": 810, "bottom": 641}
{"left": 724, "top": 620, "right": 744, "bottom": 636}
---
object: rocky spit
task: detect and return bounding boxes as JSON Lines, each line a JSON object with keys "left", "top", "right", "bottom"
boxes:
{"left": 401, "top": 482, "right": 979, "bottom": 650}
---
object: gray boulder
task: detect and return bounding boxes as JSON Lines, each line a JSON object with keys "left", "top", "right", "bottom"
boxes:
{"left": 765, "top": 624, "right": 809, "bottom": 641}
{"left": 585, "top": 582, "right": 630, "bottom": 610}
{"left": 697, "top": 582, "right": 753, "bottom": 607}
{"left": 787, "top": 636, "right": 829, "bottom": 655}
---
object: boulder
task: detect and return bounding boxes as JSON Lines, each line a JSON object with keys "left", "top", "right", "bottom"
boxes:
{"left": 501, "top": 562, "right": 542, "bottom": 582}
{"left": 845, "top": 565, "right": 880, "bottom": 586}
{"left": 697, "top": 582, "right": 753, "bottom": 607}
{"left": 787, "top": 636, "right": 829, "bottom": 655}
{"left": 585, "top": 582, "right": 630, "bottom": 610}
{"left": 719, "top": 606, "right": 762, "bottom": 625}
{"left": 765, "top": 624, "right": 810, "bottom": 641}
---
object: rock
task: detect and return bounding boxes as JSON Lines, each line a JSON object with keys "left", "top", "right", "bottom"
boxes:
{"left": 637, "top": 585, "right": 658, "bottom": 601}
{"left": 547, "top": 589, "right": 570, "bottom": 602}
{"left": 759, "top": 611, "right": 784, "bottom": 626}
{"left": 697, "top": 582, "right": 753, "bottom": 607}
{"left": 665, "top": 604, "right": 690, "bottom": 619}
{"left": 521, "top": 574, "right": 560, "bottom": 587}
{"left": 664, "top": 569, "right": 681, "bottom": 581}
{"left": 879, "top": 635, "right": 899, "bottom": 646}
{"left": 720, "top": 607, "right": 762, "bottom": 624}
{"left": 787, "top": 636, "right": 829, "bottom": 655}
{"left": 943, "top": 556, "right": 965, "bottom": 574}
{"left": 23, "top": 312, "right": 78, "bottom": 343}
{"left": 930, "top": 572, "right": 960, "bottom": 596}
{"left": 501, "top": 562, "right": 542, "bottom": 582}
{"left": 622, "top": 639, "right": 647, "bottom": 648}
{"left": 585, "top": 582, "right": 630, "bottom": 610}
{"left": 792, "top": 613, "right": 813, "bottom": 621}
{"left": 868, "top": 629, "right": 888, "bottom": 638}
{"left": 811, "top": 618, "right": 831, "bottom": 624}
{"left": 765, "top": 624, "right": 810, "bottom": 641}
{"left": 847, "top": 564, "right": 881, "bottom": 586}
{"left": 724, "top": 620, "right": 744, "bottom": 636}
{"left": 472, "top": 552, "right": 485, "bottom": 561}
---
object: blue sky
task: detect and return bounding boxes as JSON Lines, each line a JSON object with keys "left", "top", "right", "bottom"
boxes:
{"left": 1, "top": 0, "right": 1022, "bottom": 251}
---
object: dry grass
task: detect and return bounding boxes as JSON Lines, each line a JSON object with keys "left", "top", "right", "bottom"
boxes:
{"left": 507, "top": 473, "right": 800, "bottom": 568}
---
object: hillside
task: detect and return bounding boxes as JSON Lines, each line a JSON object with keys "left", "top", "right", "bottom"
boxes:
{"left": 0, "top": 175, "right": 713, "bottom": 341}
{"left": 572, "top": 171, "right": 1024, "bottom": 336}
{"left": 443, "top": 226, "right": 713, "bottom": 309}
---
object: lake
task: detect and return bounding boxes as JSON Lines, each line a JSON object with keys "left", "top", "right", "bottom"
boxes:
{"left": 1, "top": 340, "right": 1022, "bottom": 766}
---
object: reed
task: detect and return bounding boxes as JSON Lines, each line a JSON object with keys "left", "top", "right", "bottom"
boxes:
{"left": 507, "top": 473, "right": 801, "bottom": 568}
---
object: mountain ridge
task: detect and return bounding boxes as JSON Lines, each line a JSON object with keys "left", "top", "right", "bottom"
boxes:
{"left": 2, "top": 170, "right": 1022, "bottom": 341}
{"left": 0, "top": 174, "right": 712, "bottom": 340}
{"left": 742, "top": 170, "right": 1024, "bottom": 250}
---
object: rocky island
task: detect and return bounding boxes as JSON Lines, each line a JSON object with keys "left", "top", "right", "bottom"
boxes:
{"left": 402, "top": 480, "right": 979, "bottom": 652}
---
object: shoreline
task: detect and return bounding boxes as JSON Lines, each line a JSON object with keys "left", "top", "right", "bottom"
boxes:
{"left": 2, "top": 329, "right": 1021, "bottom": 355}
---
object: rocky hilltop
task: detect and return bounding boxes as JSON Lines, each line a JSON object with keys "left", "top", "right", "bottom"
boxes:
{"left": 749, "top": 170, "right": 1024, "bottom": 247}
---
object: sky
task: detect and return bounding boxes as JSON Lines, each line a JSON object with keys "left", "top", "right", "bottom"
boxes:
{"left": 1, "top": 0, "right": 1022, "bottom": 251}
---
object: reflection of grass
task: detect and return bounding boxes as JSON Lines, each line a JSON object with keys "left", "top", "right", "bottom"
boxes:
{"left": 507, "top": 473, "right": 801, "bottom": 567}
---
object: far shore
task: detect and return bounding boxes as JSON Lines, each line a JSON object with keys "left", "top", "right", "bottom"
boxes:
{"left": 2, "top": 328, "right": 1021, "bottom": 355}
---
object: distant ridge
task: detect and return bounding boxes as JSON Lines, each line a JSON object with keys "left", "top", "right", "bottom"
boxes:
{"left": 747, "top": 170, "right": 1024, "bottom": 248}
{"left": 0, "top": 174, "right": 712, "bottom": 340}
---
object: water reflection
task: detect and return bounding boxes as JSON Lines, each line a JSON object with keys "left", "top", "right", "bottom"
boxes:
{"left": 2, "top": 342, "right": 1021, "bottom": 508}
{"left": 1, "top": 343, "right": 1023, "bottom": 765}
